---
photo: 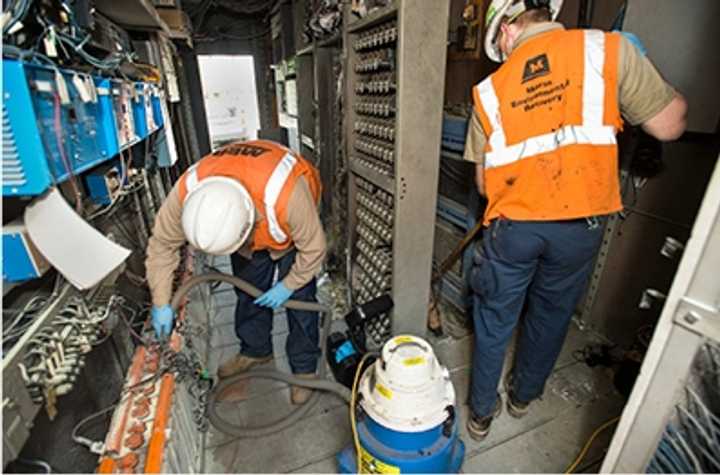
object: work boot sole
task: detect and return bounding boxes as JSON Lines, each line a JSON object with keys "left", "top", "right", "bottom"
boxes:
{"left": 467, "top": 398, "right": 502, "bottom": 441}
{"left": 504, "top": 375, "right": 530, "bottom": 419}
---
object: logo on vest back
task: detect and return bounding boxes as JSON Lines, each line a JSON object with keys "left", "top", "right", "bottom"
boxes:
{"left": 522, "top": 54, "right": 550, "bottom": 83}
{"left": 213, "top": 144, "right": 270, "bottom": 157}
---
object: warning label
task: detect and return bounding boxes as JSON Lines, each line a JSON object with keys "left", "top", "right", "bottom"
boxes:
{"left": 359, "top": 447, "right": 401, "bottom": 474}
{"left": 511, "top": 79, "right": 570, "bottom": 112}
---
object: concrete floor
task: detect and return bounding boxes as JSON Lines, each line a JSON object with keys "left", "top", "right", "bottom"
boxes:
{"left": 189, "top": 257, "right": 626, "bottom": 473}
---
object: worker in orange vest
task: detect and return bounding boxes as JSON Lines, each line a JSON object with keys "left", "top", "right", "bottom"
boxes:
{"left": 464, "top": 0, "right": 687, "bottom": 440}
{"left": 145, "top": 140, "right": 326, "bottom": 405}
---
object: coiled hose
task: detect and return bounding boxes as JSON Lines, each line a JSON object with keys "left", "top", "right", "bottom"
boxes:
{"left": 170, "top": 273, "right": 352, "bottom": 438}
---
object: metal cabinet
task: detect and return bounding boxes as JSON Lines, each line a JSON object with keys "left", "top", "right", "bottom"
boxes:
{"left": 344, "top": 0, "right": 449, "bottom": 342}
{"left": 580, "top": 138, "right": 719, "bottom": 346}
{"left": 601, "top": 154, "right": 720, "bottom": 472}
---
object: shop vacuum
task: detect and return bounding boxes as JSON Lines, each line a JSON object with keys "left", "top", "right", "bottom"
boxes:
{"left": 328, "top": 297, "right": 465, "bottom": 473}
{"left": 178, "top": 273, "right": 465, "bottom": 473}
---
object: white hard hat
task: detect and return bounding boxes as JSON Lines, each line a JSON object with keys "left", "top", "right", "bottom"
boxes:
{"left": 181, "top": 176, "right": 255, "bottom": 255}
{"left": 484, "top": 0, "right": 563, "bottom": 62}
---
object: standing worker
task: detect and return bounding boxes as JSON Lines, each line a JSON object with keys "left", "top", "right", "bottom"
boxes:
{"left": 145, "top": 140, "right": 326, "bottom": 405}
{"left": 464, "top": 0, "right": 687, "bottom": 440}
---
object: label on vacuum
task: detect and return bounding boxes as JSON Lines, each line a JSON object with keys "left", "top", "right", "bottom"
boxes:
{"left": 375, "top": 383, "right": 393, "bottom": 399}
{"left": 359, "top": 446, "right": 400, "bottom": 474}
{"left": 402, "top": 357, "right": 425, "bottom": 366}
{"left": 393, "top": 336, "right": 414, "bottom": 345}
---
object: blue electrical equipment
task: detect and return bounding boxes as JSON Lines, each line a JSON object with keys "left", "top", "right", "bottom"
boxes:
{"left": 93, "top": 77, "right": 121, "bottom": 159}
{"left": 441, "top": 114, "right": 469, "bottom": 153}
{"left": 2, "top": 222, "right": 50, "bottom": 283}
{"left": 3, "top": 60, "right": 53, "bottom": 196}
{"left": 132, "top": 83, "right": 150, "bottom": 139}
{"left": 84, "top": 160, "right": 123, "bottom": 205}
{"left": 151, "top": 85, "right": 165, "bottom": 128}
{"left": 132, "top": 82, "right": 164, "bottom": 141}
{"left": 1, "top": 58, "right": 163, "bottom": 197}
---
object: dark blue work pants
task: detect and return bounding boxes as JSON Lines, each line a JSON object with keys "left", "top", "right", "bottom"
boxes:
{"left": 230, "top": 250, "right": 320, "bottom": 374}
{"left": 469, "top": 218, "right": 603, "bottom": 418}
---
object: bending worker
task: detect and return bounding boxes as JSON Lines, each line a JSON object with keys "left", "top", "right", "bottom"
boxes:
{"left": 145, "top": 140, "right": 326, "bottom": 405}
{"left": 464, "top": 0, "right": 687, "bottom": 440}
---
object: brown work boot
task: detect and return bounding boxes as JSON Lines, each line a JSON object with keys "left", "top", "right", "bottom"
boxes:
{"left": 290, "top": 373, "right": 316, "bottom": 405}
{"left": 467, "top": 396, "right": 502, "bottom": 441}
{"left": 217, "top": 354, "right": 272, "bottom": 379}
{"left": 504, "top": 373, "right": 530, "bottom": 419}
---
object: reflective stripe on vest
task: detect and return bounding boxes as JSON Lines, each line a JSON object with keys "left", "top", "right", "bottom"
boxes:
{"left": 476, "top": 30, "right": 616, "bottom": 170}
{"left": 264, "top": 153, "right": 297, "bottom": 243}
{"left": 183, "top": 152, "right": 298, "bottom": 244}
{"left": 184, "top": 163, "right": 198, "bottom": 192}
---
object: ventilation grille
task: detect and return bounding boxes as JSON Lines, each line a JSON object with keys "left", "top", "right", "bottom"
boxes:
{"left": 2, "top": 104, "right": 27, "bottom": 188}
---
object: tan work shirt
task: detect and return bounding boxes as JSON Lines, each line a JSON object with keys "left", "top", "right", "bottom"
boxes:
{"left": 145, "top": 177, "right": 326, "bottom": 306}
{"left": 464, "top": 22, "right": 677, "bottom": 194}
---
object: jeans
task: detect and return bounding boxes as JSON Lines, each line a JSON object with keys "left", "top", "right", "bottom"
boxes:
{"left": 230, "top": 250, "right": 320, "bottom": 374}
{"left": 469, "top": 218, "right": 603, "bottom": 418}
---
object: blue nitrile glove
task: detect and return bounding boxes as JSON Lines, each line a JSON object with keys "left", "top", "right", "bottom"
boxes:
{"left": 254, "top": 282, "right": 293, "bottom": 309}
{"left": 151, "top": 304, "right": 175, "bottom": 339}
{"left": 617, "top": 31, "right": 647, "bottom": 56}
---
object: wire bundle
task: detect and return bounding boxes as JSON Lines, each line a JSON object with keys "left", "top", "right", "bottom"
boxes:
{"left": 2, "top": 0, "right": 32, "bottom": 35}
{"left": 18, "top": 296, "right": 116, "bottom": 407}
{"left": 647, "top": 343, "right": 720, "bottom": 473}
{"left": 2, "top": 295, "right": 52, "bottom": 351}
{"left": 4, "top": 0, "right": 133, "bottom": 72}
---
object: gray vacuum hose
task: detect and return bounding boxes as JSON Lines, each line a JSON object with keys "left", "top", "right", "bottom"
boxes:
{"left": 170, "top": 273, "right": 352, "bottom": 438}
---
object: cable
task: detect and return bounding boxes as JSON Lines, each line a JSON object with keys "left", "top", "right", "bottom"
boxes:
{"left": 72, "top": 404, "right": 117, "bottom": 451}
{"left": 2, "top": 0, "right": 31, "bottom": 35}
{"left": 2, "top": 44, "right": 56, "bottom": 67}
{"left": 351, "top": 353, "right": 374, "bottom": 474}
{"left": 54, "top": 31, "right": 129, "bottom": 71}
{"left": 16, "top": 457, "right": 52, "bottom": 474}
{"left": 13, "top": 5, "right": 129, "bottom": 71}
{"left": 564, "top": 416, "right": 620, "bottom": 473}
{"left": 85, "top": 179, "right": 145, "bottom": 221}
{"left": 118, "top": 302, "right": 152, "bottom": 346}
{"left": 610, "top": 0, "right": 628, "bottom": 31}
{"left": 3, "top": 296, "right": 49, "bottom": 337}
{"left": 170, "top": 273, "right": 352, "bottom": 439}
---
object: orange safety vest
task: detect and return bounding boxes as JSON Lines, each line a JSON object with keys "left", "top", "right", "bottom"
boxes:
{"left": 473, "top": 28, "right": 623, "bottom": 225}
{"left": 178, "top": 140, "right": 322, "bottom": 252}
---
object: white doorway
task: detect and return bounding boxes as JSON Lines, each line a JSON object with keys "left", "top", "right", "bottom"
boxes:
{"left": 197, "top": 55, "right": 261, "bottom": 150}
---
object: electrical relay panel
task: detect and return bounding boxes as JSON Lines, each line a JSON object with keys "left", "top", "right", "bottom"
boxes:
{"left": 151, "top": 85, "right": 165, "bottom": 129}
{"left": 93, "top": 77, "right": 123, "bottom": 159}
{"left": 3, "top": 59, "right": 111, "bottom": 196}
{"left": 1, "top": 59, "right": 161, "bottom": 197}
{"left": 132, "top": 82, "right": 160, "bottom": 139}
{"left": 111, "top": 80, "right": 138, "bottom": 148}
{"left": 349, "top": 18, "right": 399, "bottom": 343}
{"left": 23, "top": 63, "right": 115, "bottom": 181}
{"left": 345, "top": 1, "right": 449, "bottom": 341}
